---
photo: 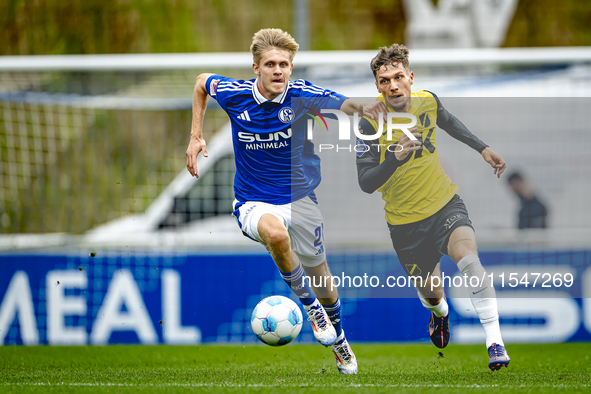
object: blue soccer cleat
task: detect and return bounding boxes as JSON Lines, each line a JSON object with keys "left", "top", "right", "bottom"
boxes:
{"left": 428, "top": 311, "right": 450, "bottom": 349}
{"left": 488, "top": 343, "right": 510, "bottom": 371}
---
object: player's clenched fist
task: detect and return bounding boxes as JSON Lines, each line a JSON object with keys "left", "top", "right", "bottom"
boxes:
{"left": 186, "top": 136, "right": 208, "bottom": 178}
{"left": 395, "top": 129, "right": 422, "bottom": 161}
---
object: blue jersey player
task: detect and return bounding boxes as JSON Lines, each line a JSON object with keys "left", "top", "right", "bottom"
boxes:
{"left": 186, "top": 29, "right": 382, "bottom": 374}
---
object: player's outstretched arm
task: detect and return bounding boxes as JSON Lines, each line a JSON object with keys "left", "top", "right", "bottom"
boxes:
{"left": 186, "top": 73, "right": 214, "bottom": 178}
{"left": 481, "top": 147, "right": 507, "bottom": 178}
{"left": 341, "top": 98, "right": 388, "bottom": 123}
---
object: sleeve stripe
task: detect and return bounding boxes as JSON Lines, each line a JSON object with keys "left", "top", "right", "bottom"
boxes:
{"left": 218, "top": 83, "right": 252, "bottom": 89}
{"left": 218, "top": 81, "right": 253, "bottom": 87}
{"left": 291, "top": 81, "right": 326, "bottom": 93}
{"left": 299, "top": 87, "right": 329, "bottom": 95}
{"left": 293, "top": 85, "right": 325, "bottom": 94}
{"left": 217, "top": 87, "right": 252, "bottom": 92}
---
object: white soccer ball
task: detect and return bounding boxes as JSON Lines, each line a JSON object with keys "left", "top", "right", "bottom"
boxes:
{"left": 251, "top": 295, "right": 303, "bottom": 346}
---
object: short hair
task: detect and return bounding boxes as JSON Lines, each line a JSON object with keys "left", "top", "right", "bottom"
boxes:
{"left": 507, "top": 172, "right": 524, "bottom": 184}
{"left": 370, "top": 44, "right": 410, "bottom": 77}
{"left": 250, "top": 28, "right": 299, "bottom": 65}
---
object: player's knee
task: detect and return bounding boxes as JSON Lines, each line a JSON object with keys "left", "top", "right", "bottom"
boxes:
{"left": 263, "top": 227, "right": 290, "bottom": 250}
{"left": 448, "top": 227, "right": 478, "bottom": 261}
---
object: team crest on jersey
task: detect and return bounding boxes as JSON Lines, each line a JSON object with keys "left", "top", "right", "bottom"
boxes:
{"left": 278, "top": 107, "right": 295, "bottom": 124}
{"left": 355, "top": 139, "right": 368, "bottom": 157}
{"left": 405, "top": 264, "right": 422, "bottom": 276}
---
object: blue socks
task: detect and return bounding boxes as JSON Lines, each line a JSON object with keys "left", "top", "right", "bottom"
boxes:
{"left": 280, "top": 265, "right": 344, "bottom": 337}
{"left": 279, "top": 264, "right": 315, "bottom": 306}
{"left": 324, "top": 299, "right": 343, "bottom": 337}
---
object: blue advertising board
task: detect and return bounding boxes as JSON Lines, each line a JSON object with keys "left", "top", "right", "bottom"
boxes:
{"left": 1, "top": 250, "right": 590, "bottom": 345}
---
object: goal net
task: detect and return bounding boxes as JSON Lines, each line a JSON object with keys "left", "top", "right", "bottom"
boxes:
{"left": 1, "top": 50, "right": 591, "bottom": 248}
{"left": 0, "top": 69, "right": 235, "bottom": 235}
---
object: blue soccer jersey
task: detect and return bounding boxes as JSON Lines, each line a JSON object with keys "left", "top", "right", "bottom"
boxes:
{"left": 206, "top": 75, "right": 346, "bottom": 204}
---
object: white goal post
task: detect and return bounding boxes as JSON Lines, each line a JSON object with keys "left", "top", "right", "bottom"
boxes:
{"left": 1, "top": 47, "right": 591, "bottom": 71}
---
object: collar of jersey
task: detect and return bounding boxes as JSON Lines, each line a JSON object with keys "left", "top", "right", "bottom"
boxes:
{"left": 377, "top": 93, "right": 418, "bottom": 112}
{"left": 252, "top": 78, "right": 290, "bottom": 105}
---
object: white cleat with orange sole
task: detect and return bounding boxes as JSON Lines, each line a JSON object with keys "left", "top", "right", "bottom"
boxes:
{"left": 331, "top": 332, "right": 358, "bottom": 374}
{"left": 305, "top": 301, "right": 337, "bottom": 346}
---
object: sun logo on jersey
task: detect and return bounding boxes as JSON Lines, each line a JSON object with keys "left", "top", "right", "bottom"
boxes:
{"left": 278, "top": 107, "right": 295, "bottom": 123}
{"left": 306, "top": 109, "right": 328, "bottom": 131}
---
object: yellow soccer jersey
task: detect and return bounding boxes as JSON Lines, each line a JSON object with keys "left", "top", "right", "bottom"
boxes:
{"left": 355, "top": 91, "right": 488, "bottom": 225}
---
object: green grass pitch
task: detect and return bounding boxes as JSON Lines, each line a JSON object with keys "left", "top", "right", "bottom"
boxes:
{"left": 0, "top": 343, "right": 589, "bottom": 393}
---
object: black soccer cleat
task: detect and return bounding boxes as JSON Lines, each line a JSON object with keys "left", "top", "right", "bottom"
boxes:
{"left": 488, "top": 343, "right": 510, "bottom": 371}
{"left": 428, "top": 311, "right": 450, "bottom": 349}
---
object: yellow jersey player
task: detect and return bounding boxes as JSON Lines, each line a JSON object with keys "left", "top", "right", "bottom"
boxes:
{"left": 356, "top": 44, "right": 510, "bottom": 371}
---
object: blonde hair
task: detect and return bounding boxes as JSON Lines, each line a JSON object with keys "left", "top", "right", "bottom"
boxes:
{"left": 250, "top": 28, "right": 299, "bottom": 65}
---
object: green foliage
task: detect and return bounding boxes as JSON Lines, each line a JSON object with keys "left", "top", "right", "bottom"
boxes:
{"left": 1, "top": 0, "right": 590, "bottom": 56}
{"left": 0, "top": 101, "right": 195, "bottom": 233}
{"left": 505, "top": 0, "right": 591, "bottom": 47}
{"left": 0, "top": 0, "right": 293, "bottom": 55}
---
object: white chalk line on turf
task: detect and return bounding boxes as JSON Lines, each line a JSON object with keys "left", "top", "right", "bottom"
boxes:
{"left": 2, "top": 383, "right": 590, "bottom": 389}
